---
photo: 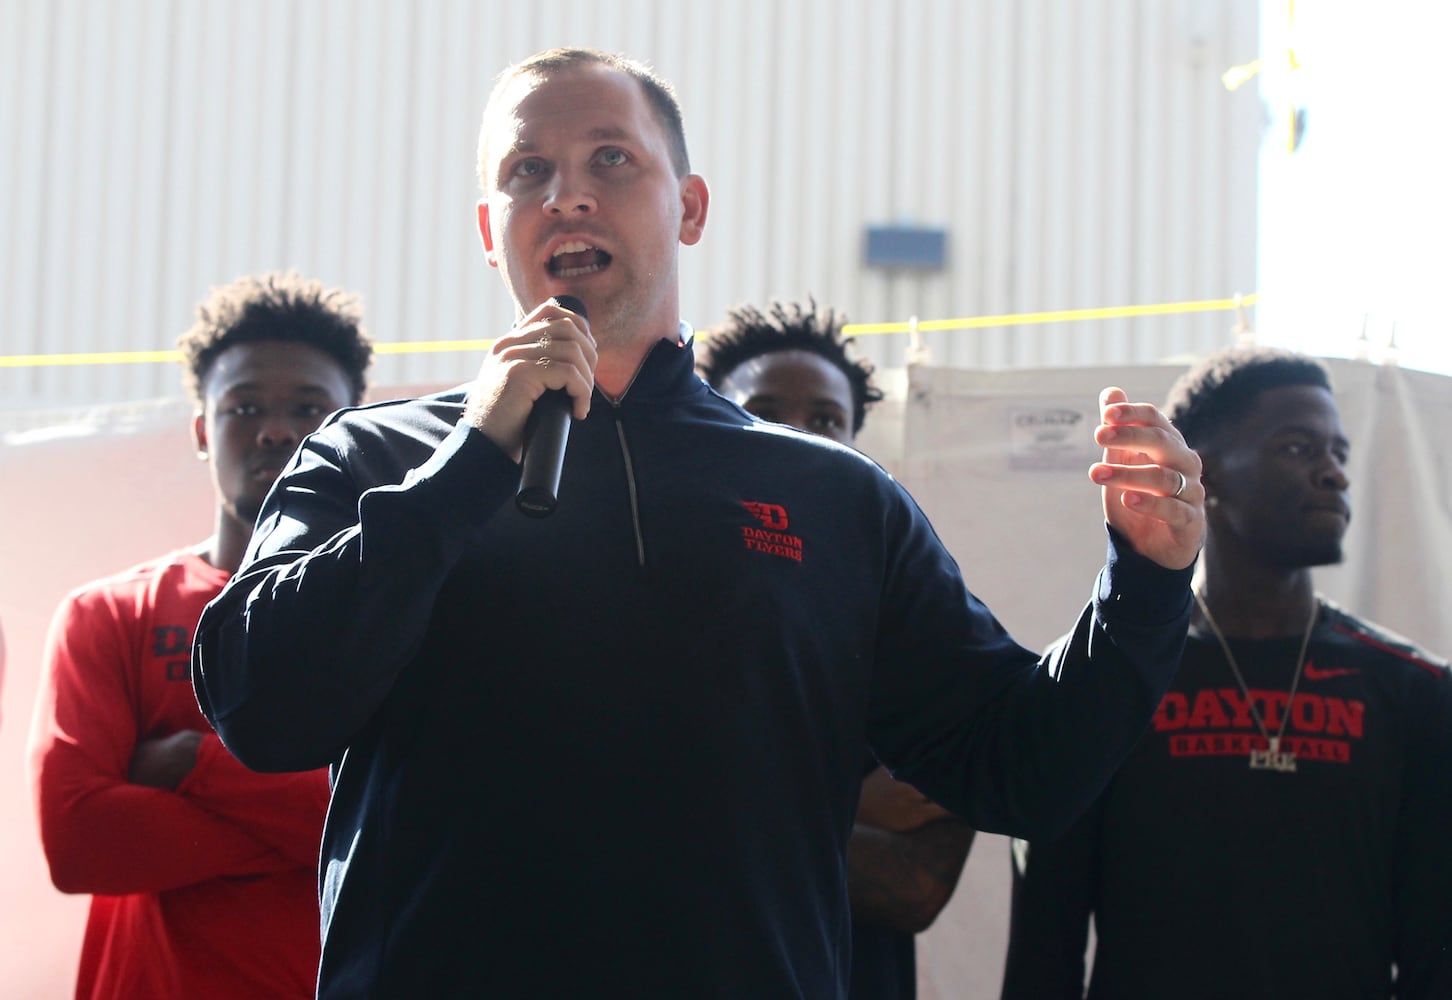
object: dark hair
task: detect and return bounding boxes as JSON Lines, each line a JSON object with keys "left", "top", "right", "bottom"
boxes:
{"left": 699, "top": 299, "right": 883, "bottom": 434}
{"left": 1164, "top": 345, "right": 1333, "bottom": 450}
{"left": 176, "top": 271, "right": 373, "bottom": 407}
{"left": 478, "top": 47, "right": 691, "bottom": 186}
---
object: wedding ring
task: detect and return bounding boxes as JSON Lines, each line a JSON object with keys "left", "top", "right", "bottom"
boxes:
{"left": 538, "top": 333, "right": 552, "bottom": 350}
{"left": 1172, "top": 469, "right": 1188, "bottom": 498}
{"left": 536, "top": 356, "right": 551, "bottom": 368}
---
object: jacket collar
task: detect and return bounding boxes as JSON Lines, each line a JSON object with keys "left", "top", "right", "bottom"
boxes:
{"left": 600, "top": 322, "right": 702, "bottom": 405}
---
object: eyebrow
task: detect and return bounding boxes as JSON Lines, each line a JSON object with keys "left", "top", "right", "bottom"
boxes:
{"left": 511, "top": 126, "right": 635, "bottom": 155}
{"left": 1275, "top": 425, "right": 1351, "bottom": 449}
{"left": 585, "top": 126, "right": 632, "bottom": 143}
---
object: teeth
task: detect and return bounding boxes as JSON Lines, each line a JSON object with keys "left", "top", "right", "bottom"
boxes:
{"left": 552, "top": 240, "right": 596, "bottom": 257}
{"left": 554, "top": 263, "right": 604, "bottom": 277}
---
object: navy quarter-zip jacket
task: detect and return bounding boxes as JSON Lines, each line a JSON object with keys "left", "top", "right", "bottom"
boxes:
{"left": 194, "top": 333, "right": 1191, "bottom": 998}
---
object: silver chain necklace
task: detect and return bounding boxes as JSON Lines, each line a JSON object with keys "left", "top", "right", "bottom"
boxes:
{"left": 1191, "top": 591, "right": 1320, "bottom": 773}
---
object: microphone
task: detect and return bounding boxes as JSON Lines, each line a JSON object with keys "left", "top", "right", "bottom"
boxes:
{"left": 515, "top": 295, "right": 586, "bottom": 518}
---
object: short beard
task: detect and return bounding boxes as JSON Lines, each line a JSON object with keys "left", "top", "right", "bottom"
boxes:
{"left": 1267, "top": 538, "right": 1344, "bottom": 571}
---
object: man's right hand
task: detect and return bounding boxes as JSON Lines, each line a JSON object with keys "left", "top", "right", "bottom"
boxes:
{"left": 464, "top": 298, "right": 598, "bottom": 462}
{"left": 129, "top": 730, "right": 206, "bottom": 790}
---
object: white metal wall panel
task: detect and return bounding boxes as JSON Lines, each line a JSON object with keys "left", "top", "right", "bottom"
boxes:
{"left": 0, "top": 0, "right": 1261, "bottom": 418}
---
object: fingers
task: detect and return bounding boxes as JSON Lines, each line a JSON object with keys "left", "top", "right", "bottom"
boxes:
{"left": 464, "top": 300, "right": 599, "bottom": 459}
{"left": 1090, "top": 403, "right": 1203, "bottom": 505}
{"left": 496, "top": 309, "right": 598, "bottom": 419}
{"left": 1099, "top": 385, "right": 1128, "bottom": 408}
{"left": 1088, "top": 386, "right": 1206, "bottom": 569}
{"left": 1097, "top": 386, "right": 1134, "bottom": 469}
{"left": 1091, "top": 459, "right": 1203, "bottom": 511}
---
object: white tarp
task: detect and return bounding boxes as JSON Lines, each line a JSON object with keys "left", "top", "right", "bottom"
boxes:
{"left": 1, "top": 359, "right": 1446, "bottom": 996}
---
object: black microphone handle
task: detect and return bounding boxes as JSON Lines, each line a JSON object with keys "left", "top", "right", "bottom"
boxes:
{"left": 516, "top": 389, "right": 571, "bottom": 517}
{"left": 515, "top": 296, "right": 586, "bottom": 517}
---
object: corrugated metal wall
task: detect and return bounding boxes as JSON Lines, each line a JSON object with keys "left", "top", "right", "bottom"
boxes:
{"left": 0, "top": 0, "right": 1261, "bottom": 416}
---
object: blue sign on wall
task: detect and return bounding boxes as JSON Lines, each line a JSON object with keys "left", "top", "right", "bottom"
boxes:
{"left": 864, "top": 225, "right": 948, "bottom": 270}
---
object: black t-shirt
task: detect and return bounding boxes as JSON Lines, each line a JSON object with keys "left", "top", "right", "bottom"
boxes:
{"left": 1003, "top": 603, "right": 1452, "bottom": 1000}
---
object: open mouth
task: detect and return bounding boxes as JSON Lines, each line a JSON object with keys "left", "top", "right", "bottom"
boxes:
{"left": 548, "top": 240, "right": 612, "bottom": 278}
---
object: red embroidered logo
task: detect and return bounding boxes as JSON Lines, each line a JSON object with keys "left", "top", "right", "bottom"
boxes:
{"left": 740, "top": 501, "right": 803, "bottom": 562}
{"left": 1303, "top": 660, "right": 1359, "bottom": 681}
{"left": 743, "top": 501, "right": 789, "bottom": 531}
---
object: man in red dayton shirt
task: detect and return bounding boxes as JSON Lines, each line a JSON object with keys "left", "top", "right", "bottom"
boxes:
{"left": 28, "top": 272, "right": 373, "bottom": 999}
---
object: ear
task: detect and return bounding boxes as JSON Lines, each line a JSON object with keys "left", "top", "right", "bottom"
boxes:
{"left": 677, "top": 174, "right": 709, "bottom": 247}
{"left": 477, "top": 200, "right": 499, "bottom": 269}
{"left": 1197, "top": 455, "right": 1219, "bottom": 506}
{"left": 191, "top": 410, "right": 209, "bottom": 459}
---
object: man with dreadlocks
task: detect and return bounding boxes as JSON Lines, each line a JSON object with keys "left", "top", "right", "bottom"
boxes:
{"left": 1001, "top": 346, "right": 1452, "bottom": 999}
{"left": 701, "top": 299, "right": 974, "bottom": 999}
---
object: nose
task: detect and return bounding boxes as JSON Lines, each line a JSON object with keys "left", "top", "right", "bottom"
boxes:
{"left": 543, "top": 165, "right": 597, "bottom": 216}
{"left": 257, "top": 413, "right": 302, "bottom": 449}
{"left": 1317, "top": 453, "right": 1350, "bottom": 492}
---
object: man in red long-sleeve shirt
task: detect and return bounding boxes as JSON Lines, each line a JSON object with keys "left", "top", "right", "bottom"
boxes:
{"left": 27, "top": 272, "right": 373, "bottom": 999}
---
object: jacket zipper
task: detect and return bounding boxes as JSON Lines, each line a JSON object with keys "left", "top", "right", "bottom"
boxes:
{"left": 609, "top": 401, "right": 647, "bottom": 568}
{"left": 602, "top": 344, "right": 674, "bottom": 569}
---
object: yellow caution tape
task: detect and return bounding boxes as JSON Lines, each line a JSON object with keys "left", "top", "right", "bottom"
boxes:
{"left": 840, "top": 293, "right": 1258, "bottom": 338}
{"left": 1, "top": 293, "right": 1258, "bottom": 368}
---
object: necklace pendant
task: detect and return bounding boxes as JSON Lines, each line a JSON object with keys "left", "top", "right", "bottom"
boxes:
{"left": 1249, "top": 738, "right": 1297, "bottom": 773}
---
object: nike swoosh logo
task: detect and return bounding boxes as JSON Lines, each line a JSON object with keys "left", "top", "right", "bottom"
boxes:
{"left": 1303, "top": 662, "right": 1359, "bottom": 681}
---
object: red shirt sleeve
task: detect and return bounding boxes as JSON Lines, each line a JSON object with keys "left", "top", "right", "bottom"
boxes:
{"left": 29, "top": 580, "right": 297, "bottom": 895}
{"left": 179, "top": 734, "right": 330, "bottom": 868}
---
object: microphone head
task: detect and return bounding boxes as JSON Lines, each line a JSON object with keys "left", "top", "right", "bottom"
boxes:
{"left": 552, "top": 294, "right": 588, "bottom": 321}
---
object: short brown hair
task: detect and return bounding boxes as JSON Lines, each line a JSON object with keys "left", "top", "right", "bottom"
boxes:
{"left": 476, "top": 47, "right": 691, "bottom": 191}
